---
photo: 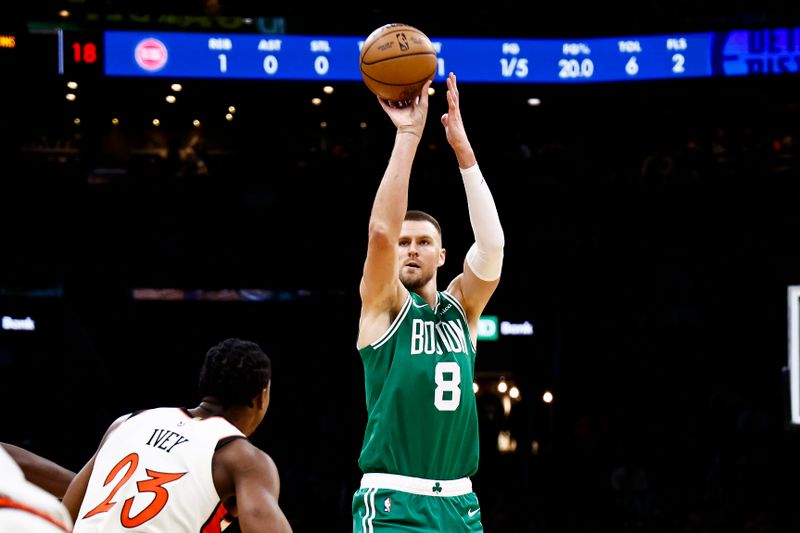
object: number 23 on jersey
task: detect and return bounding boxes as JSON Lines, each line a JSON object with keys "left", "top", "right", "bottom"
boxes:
{"left": 83, "top": 452, "right": 186, "bottom": 528}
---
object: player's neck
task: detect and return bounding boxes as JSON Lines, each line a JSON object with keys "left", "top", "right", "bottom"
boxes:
{"left": 193, "top": 397, "right": 224, "bottom": 416}
{"left": 413, "top": 283, "right": 438, "bottom": 309}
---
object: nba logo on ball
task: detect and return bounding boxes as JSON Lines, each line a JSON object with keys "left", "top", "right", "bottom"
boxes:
{"left": 135, "top": 38, "right": 168, "bottom": 72}
{"left": 359, "top": 23, "right": 437, "bottom": 104}
{"left": 397, "top": 33, "right": 409, "bottom": 51}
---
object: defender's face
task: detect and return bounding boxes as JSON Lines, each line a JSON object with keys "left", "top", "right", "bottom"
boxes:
{"left": 397, "top": 220, "right": 445, "bottom": 291}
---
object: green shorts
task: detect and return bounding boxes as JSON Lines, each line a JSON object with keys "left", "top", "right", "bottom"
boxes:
{"left": 352, "top": 474, "right": 482, "bottom": 532}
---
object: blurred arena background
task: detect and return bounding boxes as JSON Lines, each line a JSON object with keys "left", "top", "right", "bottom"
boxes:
{"left": 3, "top": 2, "right": 800, "bottom": 531}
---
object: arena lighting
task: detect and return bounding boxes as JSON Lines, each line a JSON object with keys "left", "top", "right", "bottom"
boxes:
{"left": 131, "top": 288, "right": 312, "bottom": 301}
{"left": 497, "top": 379, "right": 508, "bottom": 393}
{"left": 502, "top": 396, "right": 512, "bottom": 417}
{"left": 498, "top": 430, "right": 517, "bottom": 453}
{"left": 0, "top": 34, "right": 15, "bottom": 49}
{"left": 542, "top": 391, "right": 554, "bottom": 404}
{"left": 322, "top": 85, "right": 334, "bottom": 94}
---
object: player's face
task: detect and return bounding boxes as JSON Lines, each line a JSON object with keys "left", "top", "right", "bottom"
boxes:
{"left": 398, "top": 220, "right": 444, "bottom": 291}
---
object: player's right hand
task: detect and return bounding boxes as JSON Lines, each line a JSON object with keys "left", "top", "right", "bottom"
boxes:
{"left": 379, "top": 80, "right": 432, "bottom": 138}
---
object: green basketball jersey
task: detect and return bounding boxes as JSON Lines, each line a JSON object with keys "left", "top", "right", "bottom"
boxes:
{"left": 358, "top": 290, "right": 479, "bottom": 480}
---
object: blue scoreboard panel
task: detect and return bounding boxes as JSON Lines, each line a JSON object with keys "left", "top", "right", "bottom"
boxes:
{"left": 102, "top": 27, "right": 800, "bottom": 83}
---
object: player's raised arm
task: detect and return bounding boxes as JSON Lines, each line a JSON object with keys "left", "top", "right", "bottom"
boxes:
{"left": 441, "top": 73, "right": 505, "bottom": 338}
{"left": 358, "top": 82, "right": 432, "bottom": 346}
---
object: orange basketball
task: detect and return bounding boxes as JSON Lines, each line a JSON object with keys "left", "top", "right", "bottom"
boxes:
{"left": 359, "top": 23, "right": 437, "bottom": 105}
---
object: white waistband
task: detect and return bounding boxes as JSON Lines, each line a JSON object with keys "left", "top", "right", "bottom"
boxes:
{"left": 360, "top": 473, "right": 472, "bottom": 497}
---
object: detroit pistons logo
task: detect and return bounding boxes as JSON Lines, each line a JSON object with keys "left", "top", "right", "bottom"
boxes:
{"left": 135, "top": 38, "right": 168, "bottom": 71}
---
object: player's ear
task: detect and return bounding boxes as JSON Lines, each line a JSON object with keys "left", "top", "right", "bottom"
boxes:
{"left": 255, "top": 383, "right": 270, "bottom": 410}
{"left": 438, "top": 247, "right": 446, "bottom": 267}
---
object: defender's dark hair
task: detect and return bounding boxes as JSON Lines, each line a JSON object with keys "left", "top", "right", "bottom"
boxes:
{"left": 405, "top": 210, "right": 442, "bottom": 241}
{"left": 198, "top": 338, "right": 271, "bottom": 407}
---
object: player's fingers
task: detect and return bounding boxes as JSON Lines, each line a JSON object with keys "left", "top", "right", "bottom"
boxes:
{"left": 448, "top": 72, "right": 458, "bottom": 96}
{"left": 448, "top": 87, "right": 458, "bottom": 110}
{"left": 419, "top": 80, "right": 433, "bottom": 106}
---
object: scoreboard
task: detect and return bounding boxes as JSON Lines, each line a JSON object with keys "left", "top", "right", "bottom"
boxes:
{"left": 92, "top": 26, "right": 800, "bottom": 84}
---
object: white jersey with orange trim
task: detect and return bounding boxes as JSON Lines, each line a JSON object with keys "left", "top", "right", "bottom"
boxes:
{"left": 0, "top": 446, "right": 73, "bottom": 533}
{"left": 73, "top": 407, "right": 244, "bottom": 533}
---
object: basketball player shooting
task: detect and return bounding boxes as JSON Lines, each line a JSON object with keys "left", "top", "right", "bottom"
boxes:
{"left": 351, "top": 71, "right": 505, "bottom": 532}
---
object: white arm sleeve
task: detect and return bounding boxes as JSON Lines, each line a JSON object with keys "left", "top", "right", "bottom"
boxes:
{"left": 461, "top": 163, "right": 505, "bottom": 281}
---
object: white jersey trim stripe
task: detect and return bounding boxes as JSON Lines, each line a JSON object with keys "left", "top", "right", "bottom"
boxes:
{"left": 360, "top": 473, "right": 472, "bottom": 497}
{"left": 441, "top": 291, "right": 466, "bottom": 321}
{"left": 370, "top": 294, "right": 412, "bottom": 350}
{"left": 440, "top": 291, "right": 476, "bottom": 353}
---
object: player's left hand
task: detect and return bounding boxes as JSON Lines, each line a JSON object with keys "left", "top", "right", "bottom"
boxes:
{"left": 441, "top": 72, "right": 469, "bottom": 150}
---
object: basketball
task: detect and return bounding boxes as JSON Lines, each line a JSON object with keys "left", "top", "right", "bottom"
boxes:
{"left": 359, "top": 23, "right": 437, "bottom": 105}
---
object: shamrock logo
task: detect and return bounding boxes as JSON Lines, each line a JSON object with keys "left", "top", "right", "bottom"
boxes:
{"left": 432, "top": 482, "right": 442, "bottom": 494}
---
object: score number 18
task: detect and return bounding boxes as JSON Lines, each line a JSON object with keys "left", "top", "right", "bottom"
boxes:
{"left": 71, "top": 41, "right": 98, "bottom": 64}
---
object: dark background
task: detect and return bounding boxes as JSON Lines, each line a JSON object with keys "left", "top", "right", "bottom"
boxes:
{"left": 3, "top": 2, "right": 800, "bottom": 532}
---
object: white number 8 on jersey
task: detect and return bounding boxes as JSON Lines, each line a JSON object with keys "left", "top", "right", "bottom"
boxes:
{"left": 434, "top": 361, "right": 461, "bottom": 411}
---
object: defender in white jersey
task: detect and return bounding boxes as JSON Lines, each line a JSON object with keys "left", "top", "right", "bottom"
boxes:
{"left": 63, "top": 338, "right": 293, "bottom": 533}
{"left": 0, "top": 445, "right": 73, "bottom": 533}
{"left": 1, "top": 441, "right": 77, "bottom": 499}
